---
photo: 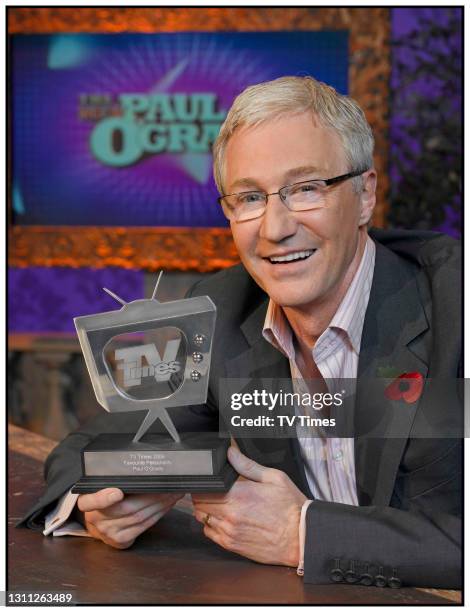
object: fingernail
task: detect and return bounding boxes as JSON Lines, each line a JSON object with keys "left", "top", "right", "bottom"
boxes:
{"left": 108, "top": 491, "right": 121, "bottom": 504}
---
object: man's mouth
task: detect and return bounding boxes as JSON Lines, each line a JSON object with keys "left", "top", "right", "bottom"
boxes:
{"left": 267, "top": 249, "right": 316, "bottom": 264}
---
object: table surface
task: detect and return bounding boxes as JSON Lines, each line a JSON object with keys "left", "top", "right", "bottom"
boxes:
{"left": 8, "top": 424, "right": 462, "bottom": 605}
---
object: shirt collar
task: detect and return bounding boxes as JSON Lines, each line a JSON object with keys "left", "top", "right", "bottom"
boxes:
{"left": 262, "top": 235, "right": 376, "bottom": 358}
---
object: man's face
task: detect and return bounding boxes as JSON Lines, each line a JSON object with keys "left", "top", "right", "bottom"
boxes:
{"left": 223, "top": 112, "right": 375, "bottom": 310}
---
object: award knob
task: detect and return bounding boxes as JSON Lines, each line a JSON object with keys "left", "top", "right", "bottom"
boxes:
{"left": 194, "top": 333, "right": 206, "bottom": 346}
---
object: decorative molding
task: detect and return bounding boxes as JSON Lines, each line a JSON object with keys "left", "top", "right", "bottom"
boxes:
{"left": 8, "top": 7, "right": 390, "bottom": 271}
{"left": 9, "top": 226, "right": 239, "bottom": 272}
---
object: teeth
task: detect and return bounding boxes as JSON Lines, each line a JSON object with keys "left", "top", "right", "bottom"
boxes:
{"left": 269, "top": 250, "right": 315, "bottom": 263}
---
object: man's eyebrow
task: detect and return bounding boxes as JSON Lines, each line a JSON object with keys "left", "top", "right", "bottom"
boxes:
{"left": 228, "top": 166, "right": 324, "bottom": 193}
{"left": 228, "top": 178, "right": 261, "bottom": 193}
{"left": 283, "top": 165, "right": 324, "bottom": 182}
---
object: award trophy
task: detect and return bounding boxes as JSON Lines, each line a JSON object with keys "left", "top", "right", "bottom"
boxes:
{"left": 71, "top": 273, "right": 236, "bottom": 494}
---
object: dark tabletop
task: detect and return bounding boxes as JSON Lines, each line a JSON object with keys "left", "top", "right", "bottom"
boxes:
{"left": 8, "top": 425, "right": 462, "bottom": 605}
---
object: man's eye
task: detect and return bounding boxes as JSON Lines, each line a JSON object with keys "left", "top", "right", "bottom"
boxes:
{"left": 292, "top": 182, "right": 319, "bottom": 194}
{"left": 237, "top": 192, "right": 264, "bottom": 205}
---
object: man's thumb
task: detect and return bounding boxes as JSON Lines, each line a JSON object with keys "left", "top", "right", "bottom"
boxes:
{"left": 78, "top": 487, "right": 124, "bottom": 512}
{"left": 227, "top": 446, "right": 271, "bottom": 483}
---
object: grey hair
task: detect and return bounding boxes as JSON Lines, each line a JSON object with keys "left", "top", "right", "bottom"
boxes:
{"left": 213, "top": 76, "right": 374, "bottom": 194}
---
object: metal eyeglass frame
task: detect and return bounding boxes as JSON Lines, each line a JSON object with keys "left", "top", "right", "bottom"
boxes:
{"left": 218, "top": 168, "right": 369, "bottom": 220}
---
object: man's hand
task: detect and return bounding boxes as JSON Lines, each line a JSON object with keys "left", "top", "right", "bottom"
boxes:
{"left": 192, "top": 446, "right": 307, "bottom": 566}
{"left": 77, "top": 488, "right": 183, "bottom": 549}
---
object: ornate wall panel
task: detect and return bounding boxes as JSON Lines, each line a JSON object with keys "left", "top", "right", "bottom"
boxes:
{"left": 10, "top": 226, "right": 238, "bottom": 272}
{"left": 8, "top": 7, "right": 390, "bottom": 271}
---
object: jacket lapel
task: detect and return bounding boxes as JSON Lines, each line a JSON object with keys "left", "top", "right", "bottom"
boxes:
{"left": 355, "top": 243, "right": 429, "bottom": 506}
{"left": 224, "top": 299, "right": 312, "bottom": 496}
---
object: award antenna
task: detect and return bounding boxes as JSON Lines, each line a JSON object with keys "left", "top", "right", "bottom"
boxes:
{"left": 102, "top": 287, "right": 127, "bottom": 306}
{"left": 151, "top": 270, "right": 164, "bottom": 301}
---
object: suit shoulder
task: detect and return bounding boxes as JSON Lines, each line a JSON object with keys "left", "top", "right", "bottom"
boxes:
{"left": 417, "top": 234, "right": 461, "bottom": 272}
{"left": 370, "top": 228, "right": 461, "bottom": 273}
{"left": 188, "top": 263, "right": 266, "bottom": 323}
{"left": 189, "top": 263, "right": 256, "bottom": 299}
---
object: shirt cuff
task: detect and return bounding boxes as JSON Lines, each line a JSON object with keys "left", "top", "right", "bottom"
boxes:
{"left": 297, "top": 499, "right": 313, "bottom": 576}
{"left": 43, "top": 489, "right": 89, "bottom": 537}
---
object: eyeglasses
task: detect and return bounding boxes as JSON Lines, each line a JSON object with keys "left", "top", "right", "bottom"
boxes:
{"left": 218, "top": 168, "right": 368, "bottom": 222}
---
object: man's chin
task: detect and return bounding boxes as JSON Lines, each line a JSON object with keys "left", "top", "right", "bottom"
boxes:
{"left": 264, "top": 288, "right": 318, "bottom": 309}
{"left": 244, "top": 266, "right": 320, "bottom": 308}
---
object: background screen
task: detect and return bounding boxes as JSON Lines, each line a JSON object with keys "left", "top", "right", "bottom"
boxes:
{"left": 12, "top": 31, "right": 348, "bottom": 227}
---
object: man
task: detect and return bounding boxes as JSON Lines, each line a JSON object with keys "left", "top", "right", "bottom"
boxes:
{"left": 21, "top": 76, "right": 461, "bottom": 588}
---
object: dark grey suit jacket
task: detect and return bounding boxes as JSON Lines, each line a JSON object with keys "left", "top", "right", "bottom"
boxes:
{"left": 19, "top": 229, "right": 462, "bottom": 589}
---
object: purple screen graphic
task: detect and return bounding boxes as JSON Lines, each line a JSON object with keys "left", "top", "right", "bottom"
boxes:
{"left": 12, "top": 32, "right": 348, "bottom": 227}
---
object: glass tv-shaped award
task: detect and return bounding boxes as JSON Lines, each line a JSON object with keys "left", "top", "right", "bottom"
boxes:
{"left": 71, "top": 274, "right": 236, "bottom": 494}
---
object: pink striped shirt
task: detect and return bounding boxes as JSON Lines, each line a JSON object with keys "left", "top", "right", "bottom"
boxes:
{"left": 262, "top": 236, "right": 376, "bottom": 504}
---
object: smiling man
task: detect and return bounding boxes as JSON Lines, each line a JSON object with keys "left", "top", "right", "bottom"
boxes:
{"left": 218, "top": 108, "right": 376, "bottom": 365}
{"left": 22, "top": 76, "right": 461, "bottom": 590}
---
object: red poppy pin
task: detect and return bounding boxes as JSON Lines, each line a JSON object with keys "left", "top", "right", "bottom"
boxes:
{"left": 383, "top": 371, "right": 425, "bottom": 404}
{"left": 385, "top": 372, "right": 424, "bottom": 404}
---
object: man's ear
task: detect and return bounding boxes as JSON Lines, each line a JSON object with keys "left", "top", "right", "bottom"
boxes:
{"left": 358, "top": 169, "right": 377, "bottom": 226}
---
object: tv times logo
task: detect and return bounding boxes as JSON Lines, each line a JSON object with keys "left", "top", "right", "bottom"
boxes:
{"left": 115, "top": 341, "right": 181, "bottom": 388}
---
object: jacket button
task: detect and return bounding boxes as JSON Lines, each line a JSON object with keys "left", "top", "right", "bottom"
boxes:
{"left": 331, "top": 569, "right": 344, "bottom": 583}
{"left": 359, "top": 564, "right": 373, "bottom": 586}
{"left": 330, "top": 558, "right": 344, "bottom": 583}
{"left": 388, "top": 569, "right": 402, "bottom": 589}
{"left": 344, "top": 561, "right": 358, "bottom": 583}
{"left": 374, "top": 567, "right": 387, "bottom": 588}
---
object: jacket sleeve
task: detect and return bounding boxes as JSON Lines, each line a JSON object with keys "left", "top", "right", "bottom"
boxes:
{"left": 303, "top": 499, "right": 461, "bottom": 589}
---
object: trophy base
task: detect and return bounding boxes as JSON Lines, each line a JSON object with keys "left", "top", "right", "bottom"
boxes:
{"left": 72, "top": 462, "right": 237, "bottom": 494}
{"left": 71, "top": 432, "right": 237, "bottom": 494}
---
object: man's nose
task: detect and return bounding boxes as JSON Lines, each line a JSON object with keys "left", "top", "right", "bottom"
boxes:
{"left": 258, "top": 193, "right": 297, "bottom": 242}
